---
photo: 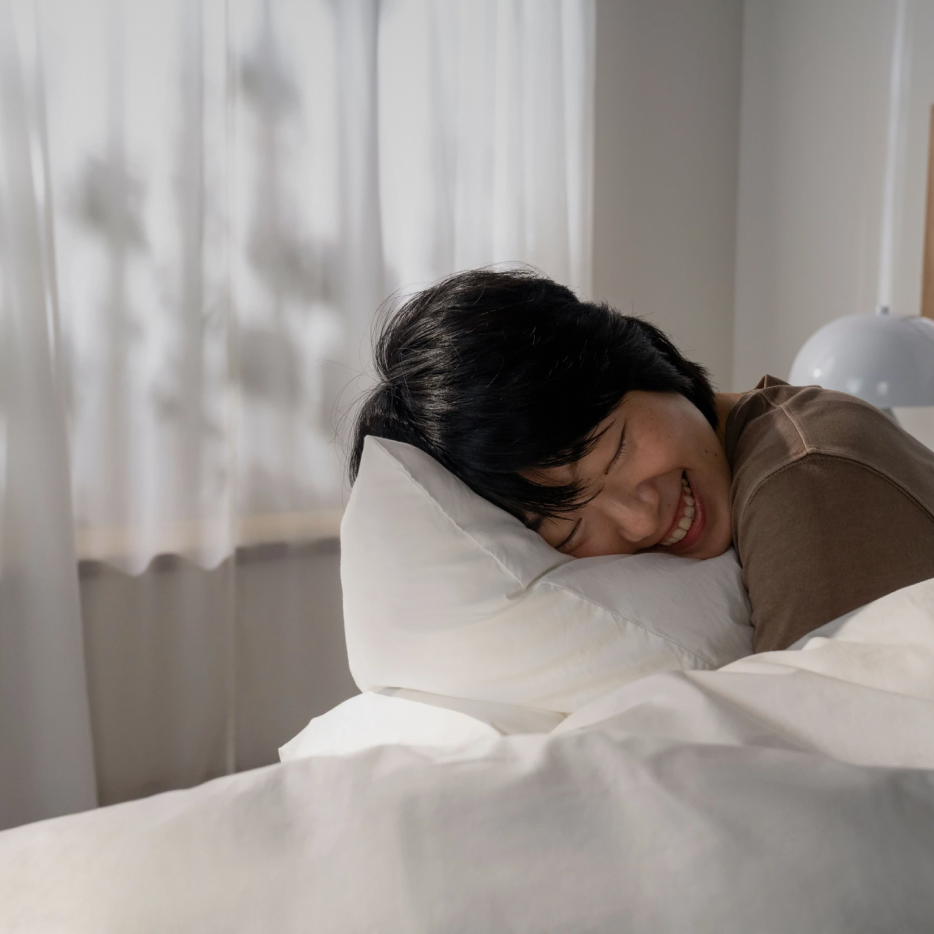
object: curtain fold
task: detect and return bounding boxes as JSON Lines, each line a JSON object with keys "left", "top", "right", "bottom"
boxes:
{"left": 0, "top": 0, "right": 595, "bottom": 829}
{"left": 0, "top": 0, "right": 97, "bottom": 830}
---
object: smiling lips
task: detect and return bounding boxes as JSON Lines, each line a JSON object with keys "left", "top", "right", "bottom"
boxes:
{"left": 660, "top": 473, "right": 698, "bottom": 547}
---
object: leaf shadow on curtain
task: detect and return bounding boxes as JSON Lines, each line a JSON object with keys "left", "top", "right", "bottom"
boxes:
{"left": 0, "top": 0, "right": 594, "bottom": 827}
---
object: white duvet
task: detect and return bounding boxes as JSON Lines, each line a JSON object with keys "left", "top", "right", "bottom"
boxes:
{"left": 2, "top": 578, "right": 934, "bottom": 932}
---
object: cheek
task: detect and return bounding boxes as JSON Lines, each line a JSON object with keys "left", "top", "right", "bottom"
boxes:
{"left": 574, "top": 516, "right": 642, "bottom": 558}
{"left": 636, "top": 424, "right": 687, "bottom": 476}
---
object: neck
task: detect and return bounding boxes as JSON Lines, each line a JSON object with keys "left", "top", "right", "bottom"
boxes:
{"left": 714, "top": 392, "right": 743, "bottom": 448}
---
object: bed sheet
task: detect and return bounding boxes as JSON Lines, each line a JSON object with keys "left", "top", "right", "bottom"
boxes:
{"left": 2, "top": 577, "right": 934, "bottom": 932}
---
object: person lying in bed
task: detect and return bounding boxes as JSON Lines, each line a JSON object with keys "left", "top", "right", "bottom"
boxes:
{"left": 349, "top": 267, "right": 934, "bottom": 652}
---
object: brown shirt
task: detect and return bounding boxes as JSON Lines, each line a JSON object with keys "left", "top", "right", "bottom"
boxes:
{"left": 725, "top": 375, "right": 934, "bottom": 652}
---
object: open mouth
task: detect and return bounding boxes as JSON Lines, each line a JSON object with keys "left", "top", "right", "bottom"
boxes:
{"left": 660, "top": 472, "right": 697, "bottom": 547}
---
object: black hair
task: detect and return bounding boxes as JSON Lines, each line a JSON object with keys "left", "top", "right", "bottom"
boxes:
{"left": 349, "top": 267, "right": 716, "bottom": 524}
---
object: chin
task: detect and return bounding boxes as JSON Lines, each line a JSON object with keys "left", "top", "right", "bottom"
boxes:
{"left": 691, "top": 540, "right": 731, "bottom": 560}
{"left": 691, "top": 524, "right": 733, "bottom": 560}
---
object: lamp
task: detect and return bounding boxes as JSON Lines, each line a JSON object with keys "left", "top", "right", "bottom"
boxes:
{"left": 789, "top": 307, "right": 934, "bottom": 415}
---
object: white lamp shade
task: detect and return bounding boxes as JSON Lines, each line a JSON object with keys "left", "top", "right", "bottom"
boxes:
{"left": 789, "top": 313, "right": 934, "bottom": 408}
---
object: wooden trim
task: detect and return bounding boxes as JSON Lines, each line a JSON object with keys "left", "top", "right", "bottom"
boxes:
{"left": 923, "top": 105, "right": 934, "bottom": 318}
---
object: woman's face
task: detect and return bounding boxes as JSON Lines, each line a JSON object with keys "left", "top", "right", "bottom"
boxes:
{"left": 530, "top": 391, "right": 733, "bottom": 560}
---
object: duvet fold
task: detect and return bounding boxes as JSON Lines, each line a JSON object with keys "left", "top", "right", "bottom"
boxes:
{"left": 3, "top": 577, "right": 934, "bottom": 932}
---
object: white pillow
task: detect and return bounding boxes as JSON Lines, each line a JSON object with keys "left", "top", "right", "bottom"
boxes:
{"left": 342, "top": 436, "right": 753, "bottom": 713}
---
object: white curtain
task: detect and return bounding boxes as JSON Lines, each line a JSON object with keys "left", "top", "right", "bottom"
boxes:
{"left": 0, "top": 0, "right": 594, "bottom": 829}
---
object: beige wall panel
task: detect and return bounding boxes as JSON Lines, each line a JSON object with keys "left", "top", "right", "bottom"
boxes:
{"left": 593, "top": 0, "right": 743, "bottom": 391}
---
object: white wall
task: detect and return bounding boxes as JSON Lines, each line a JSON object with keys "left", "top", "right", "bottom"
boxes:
{"left": 733, "top": 0, "right": 934, "bottom": 391}
{"left": 593, "top": 0, "right": 934, "bottom": 396}
{"left": 592, "top": 0, "right": 744, "bottom": 391}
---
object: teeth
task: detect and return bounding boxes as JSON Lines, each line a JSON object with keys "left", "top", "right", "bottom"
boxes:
{"left": 661, "top": 472, "right": 696, "bottom": 546}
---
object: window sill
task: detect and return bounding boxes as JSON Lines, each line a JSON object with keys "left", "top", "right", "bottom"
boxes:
{"left": 75, "top": 509, "right": 344, "bottom": 574}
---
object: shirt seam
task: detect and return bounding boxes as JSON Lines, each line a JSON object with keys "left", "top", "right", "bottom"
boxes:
{"left": 741, "top": 450, "right": 934, "bottom": 527}
{"left": 756, "top": 395, "right": 815, "bottom": 456}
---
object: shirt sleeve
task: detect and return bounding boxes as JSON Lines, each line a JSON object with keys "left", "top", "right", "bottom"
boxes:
{"left": 737, "top": 453, "right": 934, "bottom": 652}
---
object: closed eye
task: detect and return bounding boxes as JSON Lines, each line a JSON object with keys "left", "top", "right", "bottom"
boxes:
{"left": 556, "top": 519, "right": 581, "bottom": 553}
{"left": 604, "top": 426, "right": 626, "bottom": 474}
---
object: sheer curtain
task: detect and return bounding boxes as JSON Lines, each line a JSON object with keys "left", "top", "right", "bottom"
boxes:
{"left": 0, "top": 0, "right": 594, "bottom": 829}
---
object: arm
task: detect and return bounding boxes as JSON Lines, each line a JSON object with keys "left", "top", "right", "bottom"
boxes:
{"left": 738, "top": 454, "right": 934, "bottom": 652}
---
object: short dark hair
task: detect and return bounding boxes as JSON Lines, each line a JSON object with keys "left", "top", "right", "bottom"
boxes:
{"left": 349, "top": 267, "right": 717, "bottom": 523}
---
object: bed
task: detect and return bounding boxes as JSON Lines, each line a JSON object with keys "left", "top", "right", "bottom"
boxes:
{"left": 2, "top": 437, "right": 934, "bottom": 932}
{"left": 2, "top": 576, "right": 934, "bottom": 931}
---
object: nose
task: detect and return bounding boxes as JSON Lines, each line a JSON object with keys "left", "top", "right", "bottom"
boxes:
{"left": 599, "top": 484, "right": 660, "bottom": 544}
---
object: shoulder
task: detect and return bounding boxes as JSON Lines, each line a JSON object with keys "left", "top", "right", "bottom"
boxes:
{"left": 725, "top": 377, "right": 934, "bottom": 653}
{"left": 726, "top": 375, "right": 894, "bottom": 466}
{"left": 727, "top": 375, "right": 934, "bottom": 538}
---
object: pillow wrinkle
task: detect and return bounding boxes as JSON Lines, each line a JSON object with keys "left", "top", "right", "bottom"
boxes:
{"left": 534, "top": 581, "right": 715, "bottom": 669}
